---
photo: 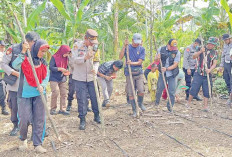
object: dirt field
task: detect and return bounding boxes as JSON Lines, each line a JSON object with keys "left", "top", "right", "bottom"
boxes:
{"left": 1, "top": 76, "right": 232, "bottom": 157}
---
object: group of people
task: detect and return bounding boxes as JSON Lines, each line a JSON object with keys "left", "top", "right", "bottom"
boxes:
{"left": 0, "top": 28, "right": 231, "bottom": 153}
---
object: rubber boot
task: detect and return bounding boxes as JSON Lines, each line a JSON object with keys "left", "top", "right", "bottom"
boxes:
{"left": 10, "top": 124, "right": 19, "bottom": 136}
{"left": 2, "top": 106, "right": 9, "bottom": 115}
{"left": 66, "top": 100, "right": 72, "bottom": 111}
{"left": 94, "top": 113, "right": 101, "bottom": 124}
{"left": 35, "top": 145, "right": 47, "bottom": 153}
{"left": 137, "top": 95, "right": 146, "bottom": 111}
{"left": 130, "top": 99, "right": 137, "bottom": 118}
{"left": 79, "top": 117, "right": 86, "bottom": 130}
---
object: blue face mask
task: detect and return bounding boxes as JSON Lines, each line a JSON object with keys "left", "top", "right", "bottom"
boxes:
{"left": 195, "top": 46, "right": 199, "bottom": 51}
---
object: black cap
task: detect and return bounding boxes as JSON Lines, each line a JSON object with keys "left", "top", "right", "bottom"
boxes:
{"left": 195, "top": 38, "right": 201, "bottom": 45}
{"left": 0, "top": 40, "right": 6, "bottom": 46}
{"left": 222, "top": 34, "right": 231, "bottom": 40}
{"left": 113, "top": 60, "right": 123, "bottom": 69}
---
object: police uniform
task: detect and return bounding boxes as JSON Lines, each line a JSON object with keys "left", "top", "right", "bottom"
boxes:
{"left": 220, "top": 35, "right": 232, "bottom": 94}
{"left": 183, "top": 44, "right": 198, "bottom": 98}
{"left": 72, "top": 29, "right": 100, "bottom": 130}
{"left": 1, "top": 44, "right": 21, "bottom": 135}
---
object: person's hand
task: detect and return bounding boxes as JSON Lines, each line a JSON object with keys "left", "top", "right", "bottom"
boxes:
{"left": 12, "top": 71, "right": 20, "bottom": 77}
{"left": 37, "top": 85, "right": 44, "bottom": 93}
{"left": 205, "top": 68, "right": 211, "bottom": 74}
{"left": 161, "top": 67, "right": 167, "bottom": 72}
{"left": 85, "top": 50, "right": 94, "bottom": 60}
{"left": 124, "top": 39, "right": 129, "bottom": 47}
{"left": 187, "top": 69, "right": 191, "bottom": 75}
{"left": 22, "top": 42, "right": 30, "bottom": 53}
{"left": 59, "top": 68, "right": 67, "bottom": 73}
{"left": 156, "top": 54, "right": 161, "bottom": 60}
{"left": 105, "top": 76, "right": 112, "bottom": 81}
{"left": 91, "top": 69, "right": 96, "bottom": 75}
{"left": 127, "top": 60, "right": 132, "bottom": 65}
{"left": 200, "top": 47, "right": 205, "bottom": 53}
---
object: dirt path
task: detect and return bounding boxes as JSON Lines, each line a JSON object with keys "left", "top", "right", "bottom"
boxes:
{"left": 0, "top": 78, "right": 232, "bottom": 157}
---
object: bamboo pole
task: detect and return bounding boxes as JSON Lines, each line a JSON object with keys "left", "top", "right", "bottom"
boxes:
{"left": 126, "top": 37, "right": 140, "bottom": 118}
{"left": 90, "top": 47, "right": 106, "bottom": 136}
{"left": 5, "top": 1, "right": 61, "bottom": 141}
{"left": 153, "top": 36, "right": 174, "bottom": 113}
{"left": 200, "top": 35, "right": 213, "bottom": 108}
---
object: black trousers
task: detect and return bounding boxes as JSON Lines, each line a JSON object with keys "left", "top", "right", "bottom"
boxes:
{"left": 183, "top": 68, "right": 195, "bottom": 97}
{"left": 0, "top": 80, "right": 6, "bottom": 109}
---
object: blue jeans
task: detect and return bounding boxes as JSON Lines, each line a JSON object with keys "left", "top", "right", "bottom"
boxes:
{"left": 183, "top": 68, "right": 195, "bottom": 96}
{"left": 155, "top": 73, "right": 176, "bottom": 108}
{"left": 74, "top": 80, "right": 99, "bottom": 118}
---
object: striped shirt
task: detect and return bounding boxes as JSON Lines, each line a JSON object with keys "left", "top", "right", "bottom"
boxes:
{"left": 98, "top": 61, "right": 115, "bottom": 76}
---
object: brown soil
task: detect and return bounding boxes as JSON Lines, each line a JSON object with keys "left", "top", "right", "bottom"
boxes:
{"left": 1, "top": 77, "right": 232, "bottom": 157}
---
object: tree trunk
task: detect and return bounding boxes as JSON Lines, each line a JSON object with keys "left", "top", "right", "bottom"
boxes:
{"left": 113, "top": 0, "right": 119, "bottom": 57}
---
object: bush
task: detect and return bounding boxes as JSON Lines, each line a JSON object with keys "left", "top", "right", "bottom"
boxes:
{"left": 213, "top": 77, "right": 227, "bottom": 95}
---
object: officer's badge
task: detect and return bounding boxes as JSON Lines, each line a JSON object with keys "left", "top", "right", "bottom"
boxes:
{"left": 6, "top": 48, "right": 12, "bottom": 55}
{"left": 137, "top": 51, "right": 140, "bottom": 55}
{"left": 171, "top": 53, "right": 176, "bottom": 58}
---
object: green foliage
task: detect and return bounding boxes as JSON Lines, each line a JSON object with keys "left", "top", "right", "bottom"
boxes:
{"left": 213, "top": 77, "right": 228, "bottom": 95}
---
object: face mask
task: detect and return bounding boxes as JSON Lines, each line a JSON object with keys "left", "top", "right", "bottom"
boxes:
{"left": 93, "top": 44, "right": 98, "bottom": 52}
{"left": 195, "top": 46, "right": 199, "bottom": 51}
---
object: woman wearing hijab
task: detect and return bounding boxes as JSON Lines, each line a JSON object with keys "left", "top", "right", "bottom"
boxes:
{"left": 12, "top": 39, "right": 50, "bottom": 153}
{"left": 49, "top": 45, "right": 71, "bottom": 115}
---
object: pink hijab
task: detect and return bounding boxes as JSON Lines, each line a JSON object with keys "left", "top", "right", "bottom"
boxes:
{"left": 53, "top": 45, "right": 71, "bottom": 69}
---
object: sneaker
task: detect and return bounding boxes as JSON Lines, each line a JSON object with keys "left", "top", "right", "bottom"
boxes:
{"left": 226, "top": 99, "right": 232, "bottom": 108}
{"left": 19, "top": 139, "right": 28, "bottom": 151}
{"left": 58, "top": 110, "right": 70, "bottom": 115}
{"left": 50, "top": 110, "right": 57, "bottom": 115}
{"left": 35, "top": 145, "right": 47, "bottom": 153}
{"left": 202, "top": 108, "right": 209, "bottom": 112}
{"left": 185, "top": 103, "right": 190, "bottom": 108}
{"left": 94, "top": 114, "right": 101, "bottom": 124}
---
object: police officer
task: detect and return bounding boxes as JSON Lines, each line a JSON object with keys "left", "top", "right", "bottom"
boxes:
{"left": 186, "top": 37, "right": 218, "bottom": 111}
{"left": 72, "top": 29, "right": 101, "bottom": 130}
{"left": 183, "top": 38, "right": 202, "bottom": 101}
{"left": 219, "top": 34, "right": 232, "bottom": 97}
{"left": 0, "top": 40, "right": 9, "bottom": 115}
{"left": 155, "top": 39, "right": 181, "bottom": 112}
{"left": 1, "top": 32, "right": 39, "bottom": 136}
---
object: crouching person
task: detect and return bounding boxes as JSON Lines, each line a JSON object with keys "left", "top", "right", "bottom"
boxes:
{"left": 12, "top": 39, "right": 50, "bottom": 153}
{"left": 97, "top": 60, "right": 123, "bottom": 107}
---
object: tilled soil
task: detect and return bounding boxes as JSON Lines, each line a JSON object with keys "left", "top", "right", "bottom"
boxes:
{"left": 0, "top": 78, "right": 232, "bottom": 157}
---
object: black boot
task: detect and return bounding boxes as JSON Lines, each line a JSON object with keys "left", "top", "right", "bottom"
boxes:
{"left": 193, "top": 95, "right": 202, "bottom": 101}
{"left": 79, "top": 117, "right": 86, "bottom": 130}
{"left": 10, "top": 124, "right": 19, "bottom": 136}
{"left": 137, "top": 95, "right": 146, "bottom": 111}
{"left": 94, "top": 113, "right": 101, "bottom": 124}
{"left": 130, "top": 99, "right": 137, "bottom": 117}
{"left": 2, "top": 106, "right": 9, "bottom": 115}
{"left": 66, "top": 101, "right": 72, "bottom": 111}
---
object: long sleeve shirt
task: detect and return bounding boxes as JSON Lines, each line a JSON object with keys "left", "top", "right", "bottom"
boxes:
{"left": 220, "top": 43, "right": 232, "bottom": 67}
{"left": 12, "top": 53, "right": 49, "bottom": 98}
{"left": 49, "top": 56, "right": 67, "bottom": 82}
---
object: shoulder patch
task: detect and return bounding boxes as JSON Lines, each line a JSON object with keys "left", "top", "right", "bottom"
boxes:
{"left": 186, "top": 48, "right": 190, "bottom": 52}
{"left": 6, "top": 48, "right": 12, "bottom": 55}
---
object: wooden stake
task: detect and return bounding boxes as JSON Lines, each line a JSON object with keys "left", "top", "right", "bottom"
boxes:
{"left": 90, "top": 48, "right": 106, "bottom": 136}
{"left": 126, "top": 37, "right": 140, "bottom": 118}
{"left": 200, "top": 35, "right": 213, "bottom": 107}
{"left": 5, "top": 1, "right": 61, "bottom": 141}
{"left": 153, "top": 36, "right": 174, "bottom": 114}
